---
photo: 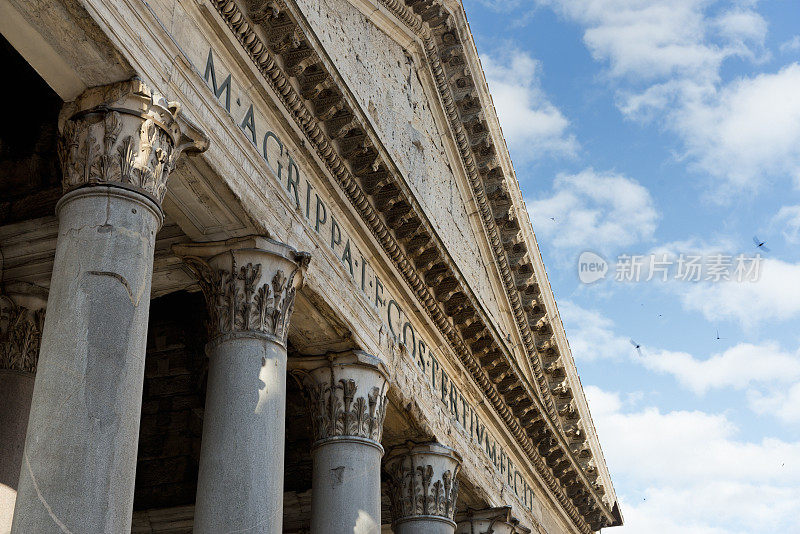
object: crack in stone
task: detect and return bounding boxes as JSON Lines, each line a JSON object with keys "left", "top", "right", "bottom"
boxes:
{"left": 23, "top": 453, "right": 73, "bottom": 534}
{"left": 86, "top": 271, "right": 142, "bottom": 306}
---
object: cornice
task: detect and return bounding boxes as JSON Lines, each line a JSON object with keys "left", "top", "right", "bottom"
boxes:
{"left": 206, "top": 0, "right": 615, "bottom": 530}
{"left": 373, "top": 0, "right": 619, "bottom": 526}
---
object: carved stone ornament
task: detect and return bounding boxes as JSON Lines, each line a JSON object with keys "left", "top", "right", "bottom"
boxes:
{"left": 172, "top": 236, "right": 311, "bottom": 345}
{"left": 58, "top": 78, "right": 209, "bottom": 204}
{"left": 206, "top": 3, "right": 615, "bottom": 531}
{"left": 290, "top": 350, "right": 389, "bottom": 447}
{"left": 0, "top": 283, "right": 48, "bottom": 374}
{"left": 384, "top": 442, "right": 462, "bottom": 526}
{"left": 455, "top": 506, "right": 533, "bottom": 534}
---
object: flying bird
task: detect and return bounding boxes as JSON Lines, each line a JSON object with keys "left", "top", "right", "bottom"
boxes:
{"left": 753, "top": 236, "right": 770, "bottom": 253}
{"left": 630, "top": 339, "right": 643, "bottom": 357}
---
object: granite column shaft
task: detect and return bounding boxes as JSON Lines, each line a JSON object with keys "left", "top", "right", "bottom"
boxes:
{"left": 11, "top": 79, "right": 206, "bottom": 534}
{"left": 291, "top": 351, "right": 389, "bottom": 534}
{"left": 174, "top": 236, "right": 309, "bottom": 534}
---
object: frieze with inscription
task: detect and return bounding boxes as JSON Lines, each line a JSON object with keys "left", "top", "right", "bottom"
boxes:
{"left": 196, "top": 45, "right": 537, "bottom": 509}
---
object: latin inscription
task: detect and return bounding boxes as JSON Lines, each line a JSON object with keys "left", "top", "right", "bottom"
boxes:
{"left": 202, "top": 48, "right": 535, "bottom": 509}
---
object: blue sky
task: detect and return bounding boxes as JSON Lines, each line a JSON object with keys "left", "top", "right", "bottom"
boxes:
{"left": 462, "top": 0, "right": 800, "bottom": 532}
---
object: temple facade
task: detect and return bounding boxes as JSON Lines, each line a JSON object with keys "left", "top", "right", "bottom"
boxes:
{"left": 0, "top": 0, "right": 622, "bottom": 532}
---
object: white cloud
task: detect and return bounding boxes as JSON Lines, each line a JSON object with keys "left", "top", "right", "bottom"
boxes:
{"left": 772, "top": 205, "right": 800, "bottom": 244}
{"left": 537, "top": 0, "right": 761, "bottom": 82}
{"left": 779, "top": 35, "right": 800, "bottom": 54}
{"left": 681, "top": 257, "right": 800, "bottom": 326}
{"left": 640, "top": 342, "right": 800, "bottom": 395}
{"left": 674, "top": 63, "right": 800, "bottom": 191}
{"left": 527, "top": 168, "right": 658, "bottom": 254}
{"left": 585, "top": 385, "right": 800, "bottom": 533}
{"left": 713, "top": 8, "right": 769, "bottom": 58}
{"left": 531, "top": 1, "right": 800, "bottom": 194}
{"left": 559, "top": 300, "right": 636, "bottom": 362}
{"left": 564, "top": 301, "right": 800, "bottom": 421}
{"left": 635, "top": 238, "right": 800, "bottom": 327}
{"left": 748, "top": 382, "right": 800, "bottom": 423}
{"left": 481, "top": 50, "right": 578, "bottom": 160}
{"left": 618, "top": 482, "right": 800, "bottom": 534}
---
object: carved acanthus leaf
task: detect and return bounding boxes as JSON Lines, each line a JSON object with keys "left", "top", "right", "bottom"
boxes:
{"left": 187, "top": 257, "right": 300, "bottom": 344}
{"left": 59, "top": 79, "right": 207, "bottom": 203}
{"left": 0, "top": 290, "right": 47, "bottom": 374}
{"left": 385, "top": 443, "right": 461, "bottom": 525}
{"left": 293, "top": 354, "right": 389, "bottom": 445}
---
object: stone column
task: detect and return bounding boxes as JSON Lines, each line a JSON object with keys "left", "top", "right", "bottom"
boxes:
{"left": 290, "top": 350, "right": 389, "bottom": 534}
{"left": 455, "top": 506, "right": 531, "bottom": 534}
{"left": 0, "top": 283, "right": 47, "bottom": 533}
{"left": 173, "top": 236, "right": 310, "bottom": 534}
{"left": 385, "top": 442, "right": 462, "bottom": 534}
{"left": 11, "top": 79, "right": 207, "bottom": 534}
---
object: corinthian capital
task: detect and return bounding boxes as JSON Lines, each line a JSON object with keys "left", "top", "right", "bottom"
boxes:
{"left": 0, "top": 282, "right": 48, "bottom": 374}
{"left": 173, "top": 236, "right": 310, "bottom": 345}
{"left": 290, "top": 350, "right": 389, "bottom": 448}
{"left": 385, "top": 442, "right": 462, "bottom": 528}
{"left": 59, "top": 78, "right": 209, "bottom": 204}
{"left": 456, "top": 506, "right": 532, "bottom": 534}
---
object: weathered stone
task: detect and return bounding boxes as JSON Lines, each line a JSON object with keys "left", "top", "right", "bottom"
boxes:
{"left": 173, "top": 236, "right": 309, "bottom": 534}
{"left": 12, "top": 186, "right": 163, "bottom": 534}
{"left": 11, "top": 78, "right": 206, "bottom": 534}
{"left": 455, "top": 506, "right": 533, "bottom": 534}
{"left": 385, "top": 442, "right": 462, "bottom": 534}
{"left": 0, "top": 282, "right": 47, "bottom": 532}
{"left": 291, "top": 350, "right": 389, "bottom": 534}
{"left": 0, "top": 0, "right": 625, "bottom": 530}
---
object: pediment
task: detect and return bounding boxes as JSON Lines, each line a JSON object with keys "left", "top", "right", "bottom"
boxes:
{"left": 206, "top": 0, "right": 620, "bottom": 530}
{"left": 293, "top": 0, "right": 517, "bottom": 364}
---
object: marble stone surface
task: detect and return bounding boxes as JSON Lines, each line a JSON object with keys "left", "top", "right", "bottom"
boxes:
{"left": 295, "top": 0, "right": 504, "bottom": 325}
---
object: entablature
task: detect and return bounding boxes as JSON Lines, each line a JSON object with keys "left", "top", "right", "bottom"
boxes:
{"left": 2, "top": 0, "right": 621, "bottom": 529}
{"left": 191, "top": 0, "right": 619, "bottom": 530}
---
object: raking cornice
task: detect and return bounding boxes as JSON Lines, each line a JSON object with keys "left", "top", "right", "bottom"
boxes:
{"left": 373, "top": 0, "right": 618, "bottom": 526}
{"left": 207, "top": 0, "right": 617, "bottom": 530}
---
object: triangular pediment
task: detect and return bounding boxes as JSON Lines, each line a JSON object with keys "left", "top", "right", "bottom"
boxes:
{"left": 209, "top": 0, "right": 621, "bottom": 530}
